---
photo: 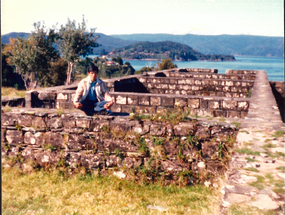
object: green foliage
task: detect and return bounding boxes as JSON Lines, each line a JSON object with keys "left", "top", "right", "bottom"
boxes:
{"left": 245, "top": 157, "right": 257, "bottom": 162}
{"left": 276, "top": 166, "right": 285, "bottom": 172}
{"left": 57, "top": 17, "right": 99, "bottom": 62}
{"left": 3, "top": 22, "right": 59, "bottom": 90}
{"left": 272, "top": 130, "right": 285, "bottom": 138}
{"left": 15, "top": 124, "right": 22, "bottom": 131}
{"left": 101, "top": 125, "right": 111, "bottom": 133}
{"left": 56, "top": 16, "right": 99, "bottom": 84}
{"left": 231, "top": 121, "right": 241, "bottom": 128}
{"left": 244, "top": 167, "right": 259, "bottom": 172}
{"left": 156, "top": 58, "right": 177, "bottom": 70}
{"left": 250, "top": 175, "right": 265, "bottom": 190}
{"left": 56, "top": 108, "right": 65, "bottom": 116}
{"left": 246, "top": 88, "right": 253, "bottom": 98}
{"left": 150, "top": 136, "right": 165, "bottom": 146}
{"left": 235, "top": 147, "right": 260, "bottom": 156}
{"left": 132, "top": 135, "right": 149, "bottom": 155}
{"left": 114, "top": 149, "right": 123, "bottom": 159}
{"left": 135, "top": 66, "right": 153, "bottom": 74}
{"left": 94, "top": 57, "right": 135, "bottom": 79}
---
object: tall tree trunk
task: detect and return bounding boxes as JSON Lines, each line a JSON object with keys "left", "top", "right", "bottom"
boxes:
{"left": 65, "top": 61, "right": 74, "bottom": 85}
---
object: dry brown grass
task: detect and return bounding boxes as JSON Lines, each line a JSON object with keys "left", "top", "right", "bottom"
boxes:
{"left": 1, "top": 87, "right": 26, "bottom": 98}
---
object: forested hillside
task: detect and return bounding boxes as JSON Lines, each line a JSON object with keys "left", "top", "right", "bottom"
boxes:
{"left": 108, "top": 41, "right": 235, "bottom": 61}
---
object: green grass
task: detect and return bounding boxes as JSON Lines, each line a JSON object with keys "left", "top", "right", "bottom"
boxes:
{"left": 262, "top": 143, "right": 277, "bottom": 149}
{"left": 249, "top": 175, "right": 265, "bottom": 190}
{"left": 1, "top": 87, "right": 26, "bottom": 98}
{"left": 229, "top": 204, "right": 280, "bottom": 215}
{"left": 245, "top": 157, "right": 257, "bottom": 162}
{"left": 276, "top": 166, "right": 285, "bottom": 173}
{"left": 244, "top": 167, "right": 259, "bottom": 172}
{"left": 235, "top": 148, "right": 260, "bottom": 156}
{"left": 272, "top": 130, "right": 285, "bottom": 138}
{"left": 2, "top": 167, "right": 222, "bottom": 215}
{"left": 231, "top": 121, "right": 241, "bottom": 128}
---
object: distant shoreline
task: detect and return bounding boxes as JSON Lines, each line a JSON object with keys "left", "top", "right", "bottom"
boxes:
{"left": 121, "top": 58, "right": 236, "bottom": 62}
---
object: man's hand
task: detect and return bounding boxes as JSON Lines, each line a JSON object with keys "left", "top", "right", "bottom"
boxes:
{"left": 104, "top": 101, "right": 114, "bottom": 110}
{"left": 74, "top": 102, "right": 83, "bottom": 109}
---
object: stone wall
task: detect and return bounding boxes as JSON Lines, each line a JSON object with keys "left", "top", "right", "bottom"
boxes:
{"left": 23, "top": 68, "right": 255, "bottom": 119}
{"left": 137, "top": 76, "right": 254, "bottom": 98}
{"left": 1, "top": 110, "right": 238, "bottom": 184}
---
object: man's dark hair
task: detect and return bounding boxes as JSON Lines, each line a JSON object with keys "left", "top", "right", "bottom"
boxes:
{"left": 87, "top": 63, "right": 99, "bottom": 74}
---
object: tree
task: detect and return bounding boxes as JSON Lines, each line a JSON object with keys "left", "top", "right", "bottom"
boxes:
{"left": 116, "top": 56, "right": 123, "bottom": 65}
{"left": 156, "top": 59, "right": 177, "bottom": 70}
{"left": 56, "top": 17, "right": 99, "bottom": 85}
{"left": 3, "top": 23, "right": 59, "bottom": 90}
{"left": 1, "top": 45, "right": 25, "bottom": 88}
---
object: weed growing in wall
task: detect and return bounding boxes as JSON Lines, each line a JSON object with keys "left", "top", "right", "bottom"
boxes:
{"left": 130, "top": 106, "right": 192, "bottom": 125}
{"left": 56, "top": 108, "right": 65, "bottom": 116}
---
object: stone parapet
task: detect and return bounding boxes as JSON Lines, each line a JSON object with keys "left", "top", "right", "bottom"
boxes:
{"left": 167, "top": 71, "right": 256, "bottom": 81}
{"left": 138, "top": 76, "right": 254, "bottom": 98}
{"left": 110, "top": 92, "right": 250, "bottom": 118}
{"left": 226, "top": 69, "right": 258, "bottom": 75}
{"left": 2, "top": 110, "right": 238, "bottom": 184}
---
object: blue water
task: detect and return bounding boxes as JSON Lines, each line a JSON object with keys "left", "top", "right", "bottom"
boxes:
{"left": 86, "top": 55, "right": 284, "bottom": 81}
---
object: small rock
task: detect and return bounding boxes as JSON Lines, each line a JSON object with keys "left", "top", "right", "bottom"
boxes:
{"left": 246, "top": 194, "right": 279, "bottom": 210}
{"left": 240, "top": 174, "right": 257, "bottom": 183}
{"left": 204, "top": 181, "right": 211, "bottom": 187}
{"left": 221, "top": 200, "right": 231, "bottom": 207}
{"left": 147, "top": 205, "right": 167, "bottom": 211}
{"left": 272, "top": 160, "right": 276, "bottom": 163}
{"left": 255, "top": 163, "right": 260, "bottom": 168}
{"left": 113, "top": 171, "right": 126, "bottom": 179}
{"left": 220, "top": 187, "right": 226, "bottom": 194}
{"left": 260, "top": 188, "right": 279, "bottom": 200}
{"left": 224, "top": 193, "right": 251, "bottom": 204}
{"left": 198, "top": 161, "right": 205, "bottom": 169}
{"left": 244, "top": 163, "right": 252, "bottom": 168}
{"left": 277, "top": 173, "right": 285, "bottom": 179}
{"left": 260, "top": 153, "right": 268, "bottom": 158}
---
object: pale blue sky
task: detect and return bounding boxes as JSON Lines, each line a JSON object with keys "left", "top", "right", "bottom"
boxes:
{"left": 1, "top": 0, "right": 284, "bottom": 36}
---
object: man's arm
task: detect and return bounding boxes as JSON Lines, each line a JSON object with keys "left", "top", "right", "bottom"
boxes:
{"left": 73, "top": 81, "right": 85, "bottom": 108}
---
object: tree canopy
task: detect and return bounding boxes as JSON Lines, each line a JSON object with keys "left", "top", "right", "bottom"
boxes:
{"left": 3, "top": 23, "right": 60, "bottom": 90}
{"left": 56, "top": 17, "right": 99, "bottom": 85}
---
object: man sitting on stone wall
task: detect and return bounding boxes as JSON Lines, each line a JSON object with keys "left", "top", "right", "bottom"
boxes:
{"left": 73, "top": 63, "right": 114, "bottom": 116}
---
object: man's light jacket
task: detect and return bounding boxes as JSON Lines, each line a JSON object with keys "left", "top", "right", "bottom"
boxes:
{"left": 73, "top": 76, "right": 113, "bottom": 104}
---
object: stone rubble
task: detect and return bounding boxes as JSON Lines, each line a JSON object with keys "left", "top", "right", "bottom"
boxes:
{"left": 220, "top": 71, "right": 285, "bottom": 214}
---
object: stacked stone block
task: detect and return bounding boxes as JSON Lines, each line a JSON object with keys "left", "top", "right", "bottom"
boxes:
{"left": 2, "top": 110, "right": 238, "bottom": 183}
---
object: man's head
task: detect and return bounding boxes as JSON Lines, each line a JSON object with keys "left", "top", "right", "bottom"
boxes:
{"left": 87, "top": 63, "right": 99, "bottom": 82}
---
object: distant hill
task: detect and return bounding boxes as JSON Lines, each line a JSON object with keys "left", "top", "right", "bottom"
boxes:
{"left": 111, "top": 34, "right": 284, "bottom": 57}
{"left": 1, "top": 32, "right": 31, "bottom": 44}
{"left": 108, "top": 41, "right": 235, "bottom": 61}
{"left": 2, "top": 32, "right": 283, "bottom": 57}
{"left": 1, "top": 32, "right": 135, "bottom": 55}
{"left": 94, "top": 33, "right": 135, "bottom": 55}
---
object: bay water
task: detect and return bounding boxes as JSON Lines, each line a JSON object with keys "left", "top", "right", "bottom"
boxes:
{"left": 87, "top": 55, "right": 284, "bottom": 81}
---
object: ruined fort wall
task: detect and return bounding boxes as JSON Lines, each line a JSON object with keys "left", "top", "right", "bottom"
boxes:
{"left": 23, "top": 69, "right": 255, "bottom": 118}
{"left": 2, "top": 110, "right": 238, "bottom": 183}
